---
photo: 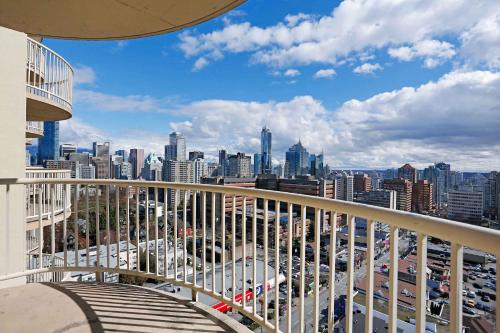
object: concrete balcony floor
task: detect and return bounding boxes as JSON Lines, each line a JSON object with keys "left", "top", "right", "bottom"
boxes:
{"left": 0, "top": 282, "right": 251, "bottom": 333}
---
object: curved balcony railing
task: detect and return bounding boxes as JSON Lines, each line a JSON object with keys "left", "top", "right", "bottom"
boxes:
{"left": 25, "top": 121, "right": 44, "bottom": 138}
{"left": 26, "top": 38, "right": 73, "bottom": 120}
{"left": 0, "top": 178, "right": 499, "bottom": 333}
{"left": 25, "top": 168, "right": 72, "bottom": 228}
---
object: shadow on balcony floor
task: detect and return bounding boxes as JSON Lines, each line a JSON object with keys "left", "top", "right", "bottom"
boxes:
{"left": 0, "top": 281, "right": 250, "bottom": 332}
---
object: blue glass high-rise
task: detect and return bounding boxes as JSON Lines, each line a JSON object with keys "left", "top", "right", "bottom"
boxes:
{"left": 261, "top": 127, "right": 272, "bottom": 174}
{"left": 38, "top": 121, "right": 59, "bottom": 164}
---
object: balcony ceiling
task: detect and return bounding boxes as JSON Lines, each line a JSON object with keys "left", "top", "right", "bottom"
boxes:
{"left": 0, "top": 0, "right": 245, "bottom": 40}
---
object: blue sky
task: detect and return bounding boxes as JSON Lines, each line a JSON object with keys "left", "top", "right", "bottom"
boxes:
{"left": 45, "top": 0, "right": 500, "bottom": 171}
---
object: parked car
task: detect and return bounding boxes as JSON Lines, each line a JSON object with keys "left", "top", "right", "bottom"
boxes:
{"left": 468, "top": 275, "right": 477, "bottom": 281}
{"left": 481, "top": 295, "right": 491, "bottom": 302}
{"left": 467, "top": 291, "right": 476, "bottom": 298}
{"left": 463, "top": 306, "right": 476, "bottom": 315}
{"left": 466, "top": 299, "right": 476, "bottom": 307}
{"left": 473, "top": 283, "right": 483, "bottom": 290}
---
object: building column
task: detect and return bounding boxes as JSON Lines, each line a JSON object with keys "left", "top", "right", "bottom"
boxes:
{"left": 0, "top": 27, "right": 27, "bottom": 287}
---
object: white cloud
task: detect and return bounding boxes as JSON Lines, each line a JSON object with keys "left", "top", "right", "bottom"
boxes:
{"left": 74, "top": 89, "right": 178, "bottom": 113}
{"left": 283, "top": 69, "right": 300, "bottom": 77}
{"left": 193, "top": 57, "right": 209, "bottom": 71}
{"left": 178, "top": 0, "right": 500, "bottom": 69}
{"left": 73, "top": 65, "right": 96, "bottom": 86}
{"left": 313, "top": 68, "right": 336, "bottom": 79}
{"left": 63, "top": 70, "right": 500, "bottom": 170}
{"left": 353, "top": 63, "right": 382, "bottom": 74}
{"left": 460, "top": 14, "right": 500, "bottom": 69}
{"left": 388, "top": 39, "right": 456, "bottom": 67}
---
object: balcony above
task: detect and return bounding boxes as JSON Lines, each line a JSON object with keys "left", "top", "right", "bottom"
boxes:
{"left": 26, "top": 38, "right": 73, "bottom": 121}
{"left": 0, "top": 282, "right": 250, "bottom": 333}
{"left": 1, "top": 1, "right": 245, "bottom": 40}
{"left": 25, "top": 121, "right": 44, "bottom": 138}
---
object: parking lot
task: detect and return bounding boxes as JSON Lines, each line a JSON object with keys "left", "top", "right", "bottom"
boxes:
{"left": 463, "top": 261, "right": 497, "bottom": 317}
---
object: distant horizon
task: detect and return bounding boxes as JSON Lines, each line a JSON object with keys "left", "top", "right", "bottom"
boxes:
{"left": 27, "top": 143, "right": 497, "bottom": 174}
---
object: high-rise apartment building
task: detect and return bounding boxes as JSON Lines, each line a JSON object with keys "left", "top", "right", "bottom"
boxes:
{"left": 261, "top": 127, "right": 272, "bottom": 174}
{"left": 79, "top": 165, "right": 96, "bottom": 179}
{"left": 92, "top": 142, "right": 110, "bottom": 179}
{"left": 69, "top": 152, "right": 91, "bottom": 166}
{"left": 412, "top": 180, "right": 433, "bottom": 213}
{"left": 383, "top": 179, "right": 412, "bottom": 211}
{"left": 253, "top": 153, "right": 262, "bottom": 176}
{"left": 37, "top": 121, "right": 59, "bottom": 164}
{"left": 59, "top": 143, "right": 76, "bottom": 159}
{"left": 398, "top": 163, "right": 417, "bottom": 183}
{"left": 92, "top": 158, "right": 109, "bottom": 179}
{"left": 448, "top": 189, "right": 483, "bottom": 223}
{"left": 43, "top": 160, "right": 79, "bottom": 178}
{"left": 192, "top": 158, "right": 208, "bottom": 184}
{"left": 354, "top": 189, "right": 397, "bottom": 209}
{"left": 483, "top": 171, "right": 497, "bottom": 218}
{"left": 188, "top": 151, "right": 204, "bottom": 161}
{"left": 164, "top": 159, "right": 193, "bottom": 207}
{"left": 129, "top": 148, "right": 144, "bottom": 179}
{"left": 335, "top": 172, "right": 354, "bottom": 201}
{"left": 165, "top": 132, "right": 186, "bottom": 161}
{"left": 353, "top": 173, "right": 372, "bottom": 193}
{"left": 424, "top": 163, "right": 450, "bottom": 209}
{"left": 228, "top": 152, "right": 251, "bottom": 178}
{"left": 285, "top": 141, "right": 309, "bottom": 177}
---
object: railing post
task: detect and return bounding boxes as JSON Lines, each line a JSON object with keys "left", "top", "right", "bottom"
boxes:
{"left": 365, "top": 219, "right": 375, "bottom": 333}
{"left": 388, "top": 225, "right": 399, "bottom": 333}
{"left": 450, "top": 242, "right": 463, "bottom": 333}
{"left": 416, "top": 233, "right": 428, "bottom": 333}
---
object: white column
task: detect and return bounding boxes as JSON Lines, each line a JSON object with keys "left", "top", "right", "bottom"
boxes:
{"left": 0, "top": 27, "right": 27, "bottom": 287}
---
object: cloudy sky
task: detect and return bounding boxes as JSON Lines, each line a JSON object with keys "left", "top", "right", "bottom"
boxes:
{"left": 45, "top": 0, "right": 500, "bottom": 171}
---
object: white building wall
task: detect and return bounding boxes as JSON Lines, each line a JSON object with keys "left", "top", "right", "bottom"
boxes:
{"left": 0, "top": 27, "right": 27, "bottom": 287}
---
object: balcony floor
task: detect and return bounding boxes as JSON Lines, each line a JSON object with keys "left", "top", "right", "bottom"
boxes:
{"left": 0, "top": 282, "right": 250, "bottom": 333}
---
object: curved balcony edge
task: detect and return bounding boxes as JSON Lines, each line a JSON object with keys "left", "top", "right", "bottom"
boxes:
{"left": 26, "top": 38, "right": 73, "bottom": 121}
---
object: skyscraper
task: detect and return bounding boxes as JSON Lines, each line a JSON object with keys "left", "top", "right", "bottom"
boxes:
{"left": 165, "top": 132, "right": 186, "bottom": 161}
{"left": 398, "top": 163, "right": 417, "bottom": 183}
{"left": 129, "top": 148, "right": 145, "bottom": 179}
{"left": 261, "top": 127, "right": 272, "bottom": 174}
{"left": 285, "top": 141, "right": 309, "bottom": 177}
{"left": 218, "top": 149, "right": 228, "bottom": 176}
{"left": 253, "top": 153, "right": 262, "bottom": 176}
{"left": 142, "top": 152, "right": 163, "bottom": 181}
{"left": 38, "top": 121, "right": 59, "bottom": 164}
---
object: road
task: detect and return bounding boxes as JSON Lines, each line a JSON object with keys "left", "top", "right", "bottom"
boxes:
{"left": 277, "top": 234, "right": 410, "bottom": 332}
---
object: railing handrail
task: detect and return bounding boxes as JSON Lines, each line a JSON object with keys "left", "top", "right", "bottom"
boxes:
{"left": 25, "top": 169, "right": 72, "bottom": 174}
{"left": 3, "top": 177, "right": 500, "bottom": 255}
{"left": 26, "top": 84, "right": 73, "bottom": 107}
{"left": 27, "top": 37, "right": 73, "bottom": 72}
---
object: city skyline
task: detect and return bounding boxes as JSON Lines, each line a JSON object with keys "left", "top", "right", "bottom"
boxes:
{"left": 41, "top": 0, "right": 500, "bottom": 171}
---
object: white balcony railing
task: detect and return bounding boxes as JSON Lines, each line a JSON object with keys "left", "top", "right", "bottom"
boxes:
{"left": 0, "top": 178, "right": 499, "bottom": 333}
{"left": 25, "top": 168, "right": 72, "bottom": 225}
{"left": 26, "top": 38, "right": 73, "bottom": 112}
{"left": 25, "top": 121, "right": 44, "bottom": 137}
